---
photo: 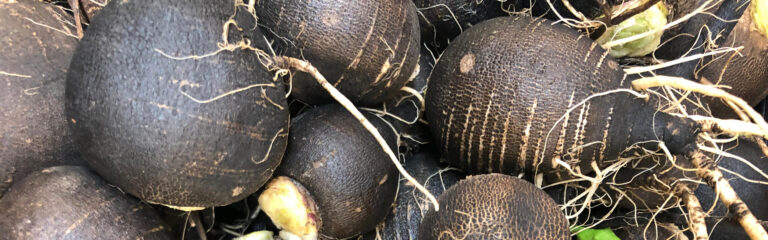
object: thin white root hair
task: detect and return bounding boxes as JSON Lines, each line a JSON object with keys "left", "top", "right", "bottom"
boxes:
{"left": 417, "top": 4, "right": 464, "bottom": 33}
{"left": 23, "top": 17, "right": 78, "bottom": 39}
{"left": 632, "top": 76, "right": 768, "bottom": 138}
{"left": 0, "top": 71, "right": 32, "bottom": 78}
{"left": 272, "top": 56, "right": 440, "bottom": 211}
{"left": 698, "top": 144, "right": 768, "bottom": 182}
{"left": 624, "top": 46, "right": 744, "bottom": 74}
{"left": 178, "top": 82, "right": 276, "bottom": 104}
{"left": 400, "top": 86, "right": 425, "bottom": 111}
{"left": 360, "top": 107, "right": 419, "bottom": 125}
{"left": 543, "top": 0, "right": 604, "bottom": 29}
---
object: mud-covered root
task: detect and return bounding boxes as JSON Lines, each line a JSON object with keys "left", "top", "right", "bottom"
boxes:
{"left": 271, "top": 56, "right": 439, "bottom": 211}
{"left": 677, "top": 185, "right": 708, "bottom": 240}
{"left": 686, "top": 149, "right": 768, "bottom": 239}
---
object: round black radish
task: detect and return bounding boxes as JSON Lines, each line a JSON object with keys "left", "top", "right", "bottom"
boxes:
{"left": 0, "top": 0, "right": 82, "bottom": 197}
{"left": 256, "top": 0, "right": 421, "bottom": 106}
{"left": 419, "top": 174, "right": 570, "bottom": 240}
{"left": 0, "top": 166, "right": 172, "bottom": 239}
{"left": 66, "top": 0, "right": 289, "bottom": 209}
{"left": 258, "top": 104, "right": 399, "bottom": 239}
{"left": 696, "top": 3, "right": 768, "bottom": 113}
{"left": 361, "top": 150, "right": 465, "bottom": 240}
{"left": 425, "top": 16, "right": 699, "bottom": 178}
{"left": 413, "top": 0, "right": 518, "bottom": 52}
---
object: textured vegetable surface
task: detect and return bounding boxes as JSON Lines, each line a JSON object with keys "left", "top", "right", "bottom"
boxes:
{"left": 260, "top": 104, "right": 399, "bottom": 239}
{"left": 256, "top": 0, "right": 421, "bottom": 106}
{"left": 0, "top": 0, "right": 82, "bottom": 197}
{"left": 66, "top": 0, "right": 289, "bottom": 208}
{"left": 425, "top": 16, "right": 697, "bottom": 178}
{"left": 0, "top": 166, "right": 172, "bottom": 240}
{"left": 419, "top": 174, "right": 570, "bottom": 240}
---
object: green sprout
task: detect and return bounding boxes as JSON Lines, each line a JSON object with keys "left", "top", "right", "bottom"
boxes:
{"left": 597, "top": 1, "right": 669, "bottom": 58}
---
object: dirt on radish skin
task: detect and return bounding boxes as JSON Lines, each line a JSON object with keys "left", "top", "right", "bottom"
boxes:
{"left": 0, "top": 0, "right": 83, "bottom": 198}
{"left": 0, "top": 166, "right": 173, "bottom": 240}
{"left": 66, "top": 0, "right": 289, "bottom": 209}
{"left": 255, "top": 0, "right": 421, "bottom": 106}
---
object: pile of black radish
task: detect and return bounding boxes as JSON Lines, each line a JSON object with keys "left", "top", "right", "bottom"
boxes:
{"left": 2, "top": 0, "right": 768, "bottom": 239}
{"left": 1, "top": 0, "right": 83, "bottom": 198}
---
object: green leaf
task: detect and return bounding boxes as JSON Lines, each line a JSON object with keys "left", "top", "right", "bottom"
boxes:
{"left": 573, "top": 226, "right": 621, "bottom": 240}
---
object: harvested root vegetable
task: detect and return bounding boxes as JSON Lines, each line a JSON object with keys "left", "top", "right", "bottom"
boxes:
{"left": 426, "top": 16, "right": 692, "bottom": 177}
{"left": 695, "top": 0, "right": 768, "bottom": 115}
{"left": 425, "top": 16, "right": 768, "bottom": 239}
{"left": 0, "top": 0, "right": 82, "bottom": 198}
{"left": 0, "top": 166, "right": 172, "bottom": 239}
{"left": 66, "top": 0, "right": 289, "bottom": 209}
{"left": 255, "top": 0, "right": 421, "bottom": 106}
{"left": 258, "top": 105, "right": 399, "bottom": 239}
{"left": 419, "top": 174, "right": 570, "bottom": 240}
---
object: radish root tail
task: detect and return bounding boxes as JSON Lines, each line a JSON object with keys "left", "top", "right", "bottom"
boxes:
{"left": 272, "top": 56, "right": 440, "bottom": 211}
{"left": 686, "top": 149, "right": 768, "bottom": 240}
{"left": 678, "top": 185, "right": 708, "bottom": 240}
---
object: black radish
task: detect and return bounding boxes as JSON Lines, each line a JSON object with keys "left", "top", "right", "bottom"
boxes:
{"left": 255, "top": 0, "right": 421, "bottom": 106}
{"left": 0, "top": 166, "right": 172, "bottom": 240}
{"left": 66, "top": 0, "right": 289, "bottom": 209}
{"left": 419, "top": 174, "right": 570, "bottom": 240}
{"left": 258, "top": 104, "right": 399, "bottom": 239}
{"left": 0, "top": 0, "right": 82, "bottom": 197}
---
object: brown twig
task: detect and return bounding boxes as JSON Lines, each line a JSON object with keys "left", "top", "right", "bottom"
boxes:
{"left": 598, "top": 0, "right": 663, "bottom": 26}
{"left": 686, "top": 149, "right": 768, "bottom": 240}
{"left": 71, "top": 0, "right": 84, "bottom": 38}
{"left": 757, "top": 138, "right": 768, "bottom": 158}
{"left": 191, "top": 211, "right": 208, "bottom": 240}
